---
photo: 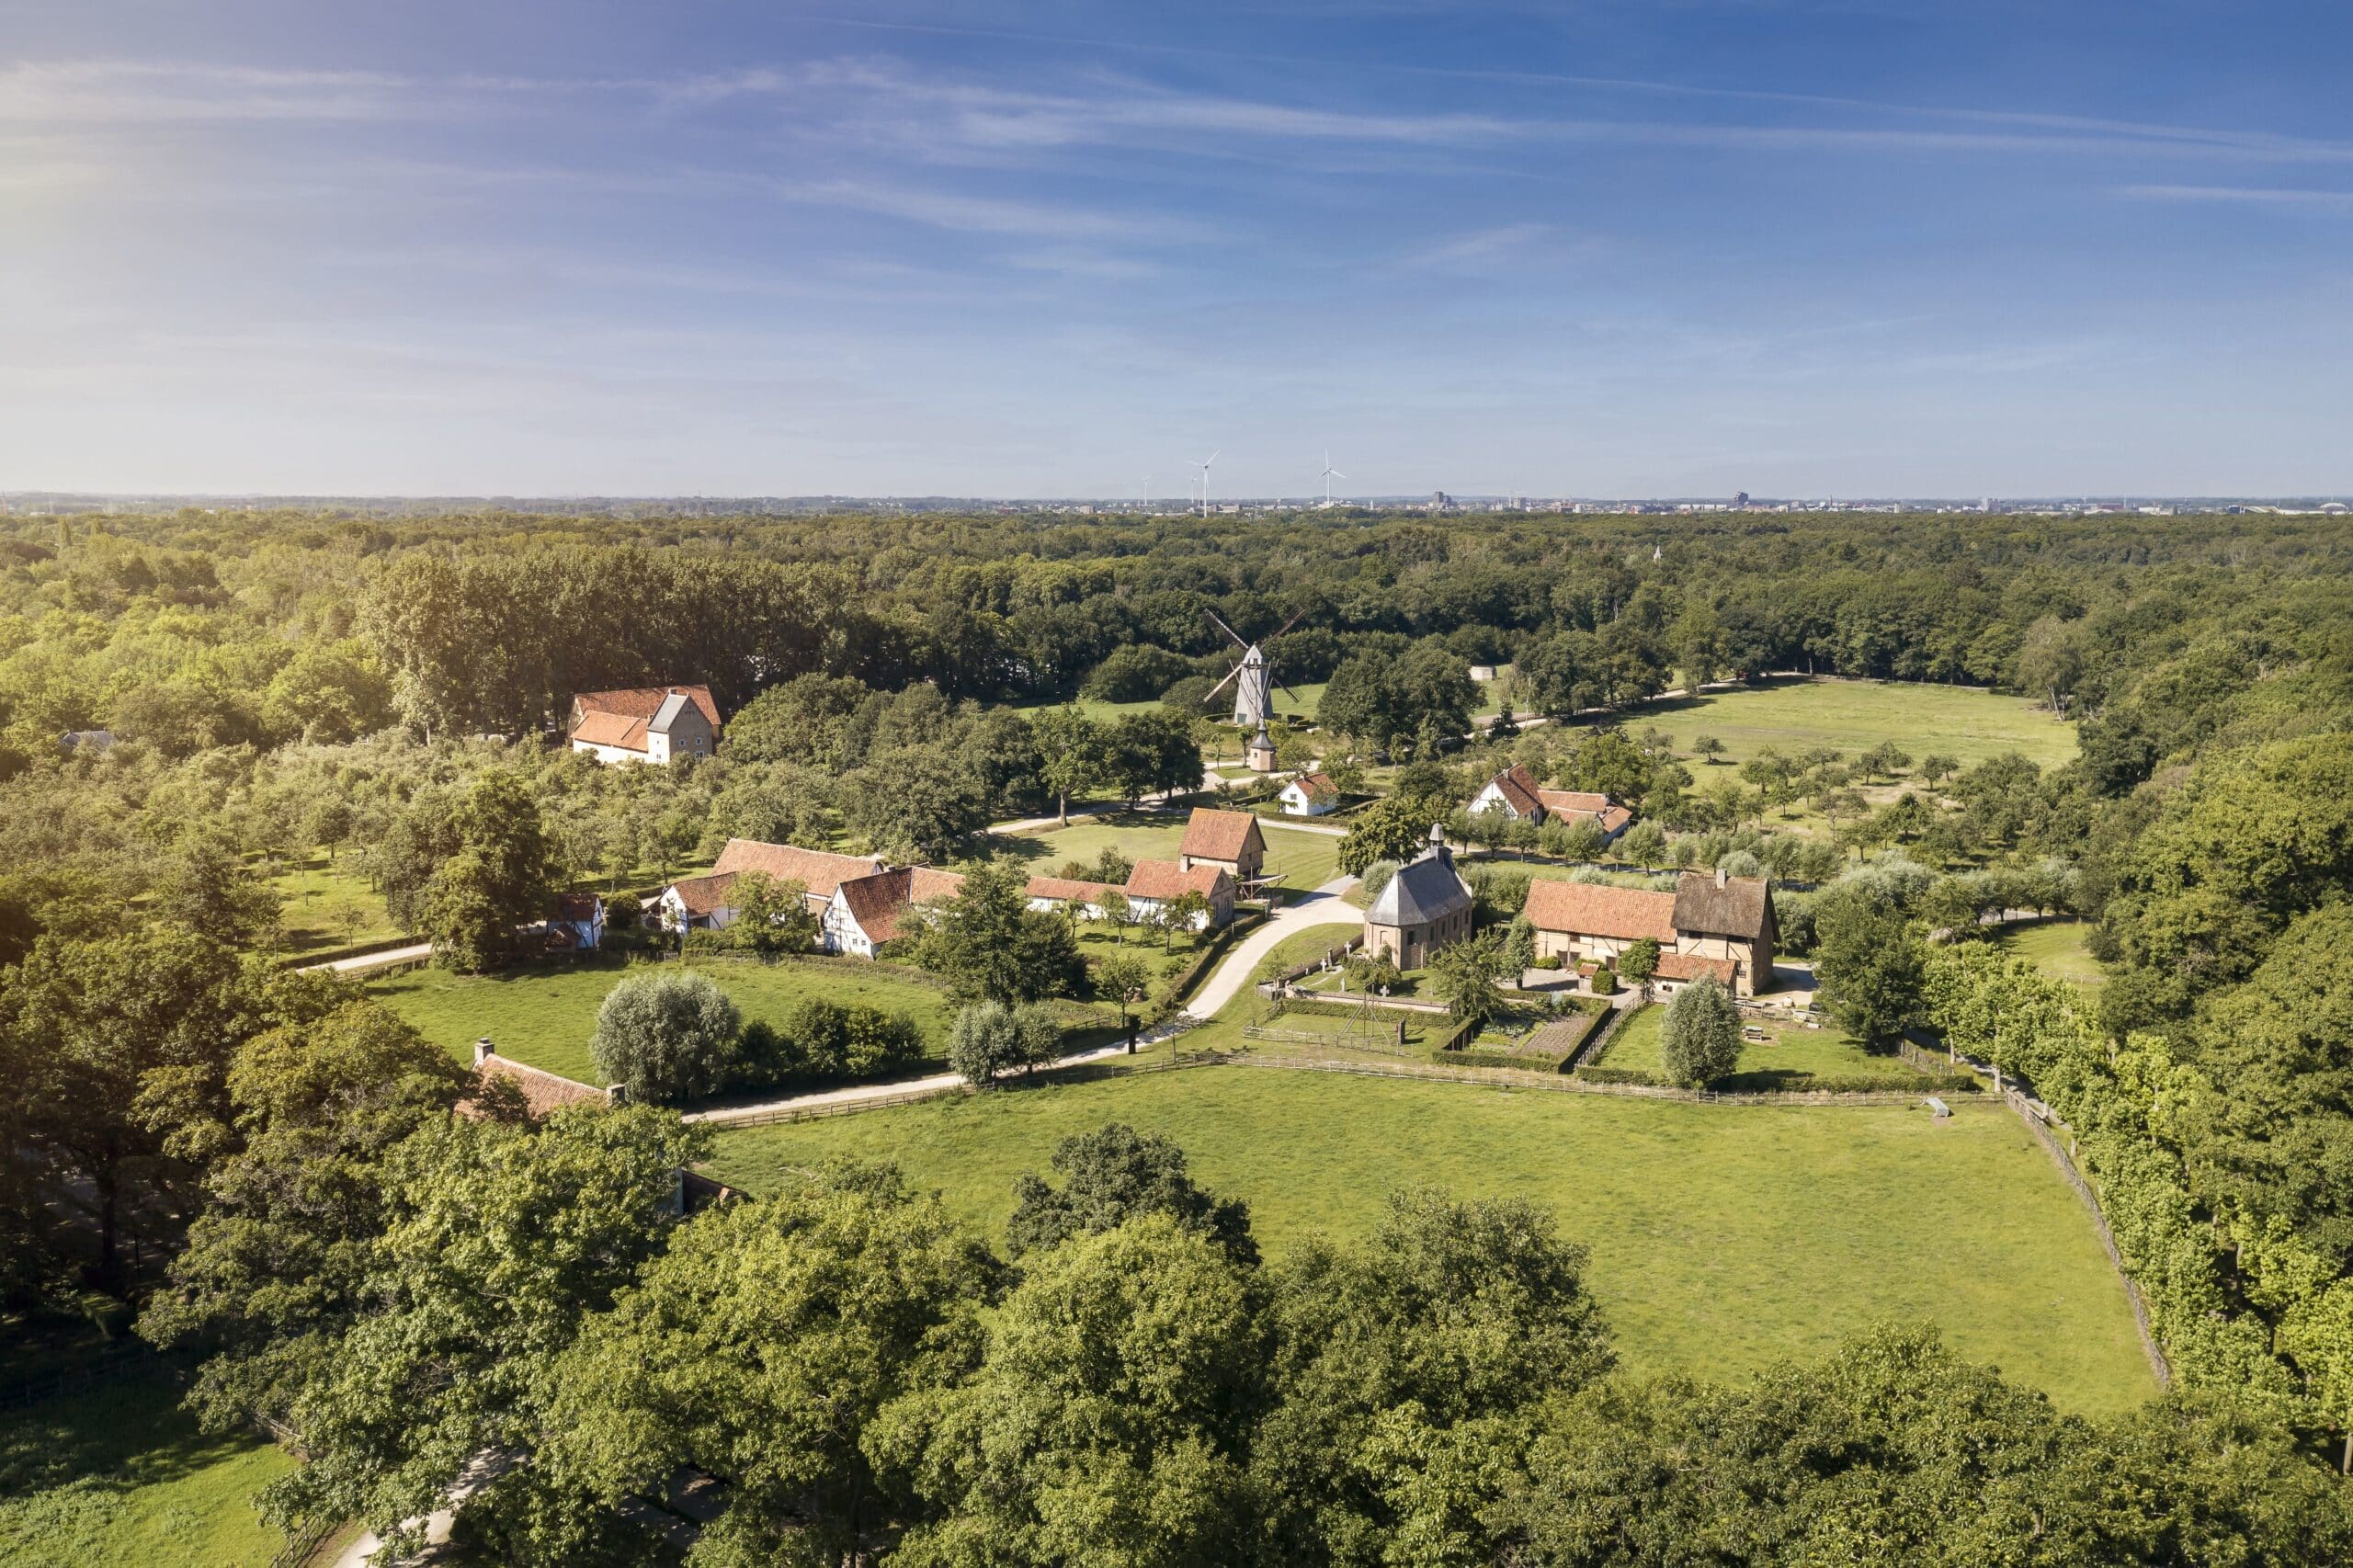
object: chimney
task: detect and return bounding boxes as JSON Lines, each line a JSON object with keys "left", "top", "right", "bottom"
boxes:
{"left": 1716, "top": 866, "right": 1729, "bottom": 889}
{"left": 474, "top": 1037, "right": 494, "bottom": 1065}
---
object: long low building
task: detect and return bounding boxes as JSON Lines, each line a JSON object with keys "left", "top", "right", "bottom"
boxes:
{"left": 1522, "top": 867, "right": 1778, "bottom": 996}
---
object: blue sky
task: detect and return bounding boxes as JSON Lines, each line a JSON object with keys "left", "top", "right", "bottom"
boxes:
{"left": 3, "top": 2, "right": 2348, "bottom": 498}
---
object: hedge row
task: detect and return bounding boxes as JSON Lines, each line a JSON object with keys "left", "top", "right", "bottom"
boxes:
{"left": 1438, "top": 1045, "right": 1571, "bottom": 1073}
{"left": 1155, "top": 908, "right": 1269, "bottom": 1015}
{"left": 1571, "top": 1063, "right": 1978, "bottom": 1095}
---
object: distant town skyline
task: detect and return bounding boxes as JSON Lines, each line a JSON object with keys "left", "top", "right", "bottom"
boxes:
{"left": 4, "top": 1, "right": 2349, "bottom": 496}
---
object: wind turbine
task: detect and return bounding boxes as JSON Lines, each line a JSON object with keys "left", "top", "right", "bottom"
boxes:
{"left": 1319, "top": 452, "right": 1345, "bottom": 507}
{"left": 1192, "top": 450, "right": 1219, "bottom": 517}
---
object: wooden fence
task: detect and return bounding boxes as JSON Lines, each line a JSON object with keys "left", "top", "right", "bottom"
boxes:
{"left": 710, "top": 1049, "right": 1238, "bottom": 1128}
{"left": 1229, "top": 1051, "right": 1960, "bottom": 1105}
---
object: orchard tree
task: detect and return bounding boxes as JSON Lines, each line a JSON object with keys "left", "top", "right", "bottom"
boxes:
{"left": 1094, "top": 952, "right": 1153, "bottom": 1051}
{"left": 1429, "top": 929, "right": 1511, "bottom": 1032}
{"left": 915, "top": 860, "right": 1085, "bottom": 1006}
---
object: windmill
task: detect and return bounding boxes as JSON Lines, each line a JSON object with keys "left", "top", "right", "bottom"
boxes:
{"left": 1193, "top": 449, "right": 1219, "bottom": 517}
{"left": 1319, "top": 452, "right": 1345, "bottom": 507}
{"left": 1203, "top": 607, "right": 1308, "bottom": 730}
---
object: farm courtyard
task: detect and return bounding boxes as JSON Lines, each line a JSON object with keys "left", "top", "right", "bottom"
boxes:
{"left": 706, "top": 1066, "right": 2154, "bottom": 1416}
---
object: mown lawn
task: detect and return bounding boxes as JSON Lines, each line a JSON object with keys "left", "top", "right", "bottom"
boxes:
{"left": 705, "top": 1069, "right": 2154, "bottom": 1415}
{"left": 369, "top": 955, "right": 961, "bottom": 1084}
{"left": 0, "top": 1369, "right": 293, "bottom": 1568}
{"left": 1993, "top": 920, "right": 2105, "bottom": 989}
{"left": 1256, "top": 920, "right": 1363, "bottom": 977}
{"left": 1597, "top": 1003, "right": 1925, "bottom": 1088}
{"left": 1641, "top": 677, "right": 2078, "bottom": 775}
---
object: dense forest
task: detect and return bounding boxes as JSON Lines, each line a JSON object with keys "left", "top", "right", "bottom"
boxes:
{"left": 6, "top": 504, "right": 2353, "bottom": 1560}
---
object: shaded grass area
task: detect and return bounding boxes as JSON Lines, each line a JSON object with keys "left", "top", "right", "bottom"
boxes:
{"left": 369, "top": 955, "right": 961, "bottom": 1085}
{"left": 1992, "top": 919, "right": 2105, "bottom": 989}
{"left": 1642, "top": 677, "right": 2078, "bottom": 773}
{"left": 1599, "top": 1004, "right": 1923, "bottom": 1089}
{"left": 706, "top": 1068, "right": 2154, "bottom": 1415}
{"left": 0, "top": 1369, "right": 292, "bottom": 1568}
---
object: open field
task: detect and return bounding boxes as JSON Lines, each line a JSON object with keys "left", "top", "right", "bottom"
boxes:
{"left": 0, "top": 1369, "right": 292, "bottom": 1568}
{"left": 1993, "top": 920, "right": 2104, "bottom": 989}
{"left": 1597, "top": 1004, "right": 1926, "bottom": 1088}
{"left": 706, "top": 1067, "right": 2153, "bottom": 1414}
{"left": 369, "top": 955, "right": 960, "bottom": 1084}
{"left": 1636, "top": 677, "right": 2077, "bottom": 775}
{"left": 999, "top": 810, "right": 1342, "bottom": 892}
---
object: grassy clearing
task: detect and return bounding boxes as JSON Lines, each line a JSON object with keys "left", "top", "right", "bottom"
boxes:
{"left": 1256, "top": 920, "right": 1363, "bottom": 977}
{"left": 1992, "top": 920, "right": 2105, "bottom": 989}
{"left": 1639, "top": 677, "right": 2077, "bottom": 775}
{"left": 369, "top": 955, "right": 961, "bottom": 1084}
{"left": 266, "top": 854, "right": 404, "bottom": 954}
{"left": 1599, "top": 1004, "right": 1921, "bottom": 1088}
{"left": 999, "top": 811, "right": 1343, "bottom": 892}
{"left": 705, "top": 1068, "right": 2153, "bottom": 1415}
{"left": 0, "top": 1369, "right": 292, "bottom": 1568}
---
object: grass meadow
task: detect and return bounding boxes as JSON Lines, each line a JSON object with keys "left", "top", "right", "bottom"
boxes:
{"left": 705, "top": 1066, "right": 2154, "bottom": 1415}
{"left": 369, "top": 955, "right": 962, "bottom": 1084}
{"left": 1637, "top": 677, "right": 2078, "bottom": 774}
{"left": 1992, "top": 919, "right": 2105, "bottom": 990}
{"left": 0, "top": 1369, "right": 292, "bottom": 1568}
{"left": 1597, "top": 1004, "right": 1927, "bottom": 1088}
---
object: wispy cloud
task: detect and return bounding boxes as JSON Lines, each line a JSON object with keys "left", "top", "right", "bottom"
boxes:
{"left": 776, "top": 176, "right": 1203, "bottom": 243}
{"left": 2119, "top": 183, "right": 2353, "bottom": 210}
{"left": 0, "top": 60, "right": 423, "bottom": 122}
{"left": 1400, "top": 222, "right": 1557, "bottom": 270}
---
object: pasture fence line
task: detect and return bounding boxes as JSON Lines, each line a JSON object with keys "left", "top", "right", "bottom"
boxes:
{"left": 1226, "top": 1051, "right": 1962, "bottom": 1106}
{"left": 1998, "top": 1084, "right": 2173, "bottom": 1390}
{"left": 710, "top": 1048, "right": 1240, "bottom": 1128}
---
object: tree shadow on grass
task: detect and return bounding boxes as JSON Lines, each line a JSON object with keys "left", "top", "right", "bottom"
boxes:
{"left": 0, "top": 1366, "right": 260, "bottom": 1503}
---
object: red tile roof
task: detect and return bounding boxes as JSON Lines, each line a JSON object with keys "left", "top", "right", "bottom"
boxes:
{"left": 1027, "top": 875, "right": 1117, "bottom": 903}
{"left": 1286, "top": 771, "right": 1337, "bottom": 801}
{"left": 552, "top": 892, "right": 603, "bottom": 922}
{"left": 1482, "top": 764, "right": 1545, "bottom": 817}
{"left": 1126, "top": 859, "right": 1231, "bottom": 902}
{"left": 835, "top": 867, "right": 967, "bottom": 945}
{"left": 1522, "top": 879, "right": 1677, "bottom": 942}
{"left": 1536, "top": 788, "right": 1615, "bottom": 816}
{"left": 467, "top": 1051, "right": 608, "bottom": 1119}
{"left": 574, "top": 684, "right": 721, "bottom": 726}
{"left": 573, "top": 710, "right": 651, "bottom": 752}
{"left": 1653, "top": 951, "right": 1737, "bottom": 986}
{"left": 665, "top": 871, "right": 740, "bottom": 917}
{"left": 712, "top": 840, "right": 885, "bottom": 899}
{"left": 1179, "top": 807, "right": 1263, "bottom": 863}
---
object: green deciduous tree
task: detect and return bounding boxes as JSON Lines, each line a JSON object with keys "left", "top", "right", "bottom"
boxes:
{"left": 880, "top": 1214, "right": 1269, "bottom": 1568}
{"left": 141, "top": 1000, "right": 472, "bottom": 1426}
{"left": 1428, "top": 929, "right": 1511, "bottom": 1032}
{"left": 421, "top": 771, "right": 560, "bottom": 971}
{"left": 536, "top": 1162, "right": 995, "bottom": 1565}
{"left": 589, "top": 969, "right": 742, "bottom": 1105}
{"left": 1006, "top": 1122, "right": 1258, "bottom": 1266}
{"left": 1660, "top": 976, "right": 1742, "bottom": 1085}
{"left": 1813, "top": 879, "right": 1927, "bottom": 1045}
{"left": 1256, "top": 1188, "right": 1612, "bottom": 1563}
{"left": 264, "top": 1105, "right": 705, "bottom": 1558}
{"left": 915, "top": 859, "right": 1085, "bottom": 1006}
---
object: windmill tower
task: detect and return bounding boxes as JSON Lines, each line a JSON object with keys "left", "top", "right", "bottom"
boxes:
{"left": 1204, "top": 608, "right": 1306, "bottom": 729}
